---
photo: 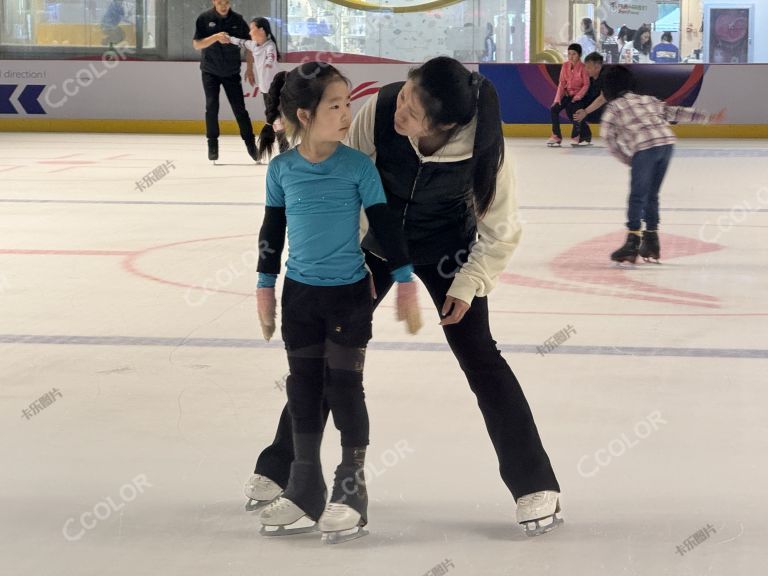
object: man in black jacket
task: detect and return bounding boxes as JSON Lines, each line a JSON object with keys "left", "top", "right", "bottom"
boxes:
{"left": 193, "top": 0, "right": 257, "bottom": 162}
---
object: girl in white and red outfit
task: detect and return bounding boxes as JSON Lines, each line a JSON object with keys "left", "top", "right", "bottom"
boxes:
{"left": 228, "top": 17, "right": 288, "bottom": 160}
{"left": 547, "top": 43, "right": 589, "bottom": 147}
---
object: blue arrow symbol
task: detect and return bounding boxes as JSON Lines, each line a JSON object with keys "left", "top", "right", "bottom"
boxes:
{"left": 0, "top": 85, "right": 18, "bottom": 114}
{"left": 18, "top": 85, "right": 46, "bottom": 114}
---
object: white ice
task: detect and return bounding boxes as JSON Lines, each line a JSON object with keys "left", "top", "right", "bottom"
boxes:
{"left": 1, "top": 134, "right": 767, "bottom": 576}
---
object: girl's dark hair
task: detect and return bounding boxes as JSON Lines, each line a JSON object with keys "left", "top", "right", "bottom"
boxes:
{"left": 567, "top": 42, "right": 583, "bottom": 56}
{"left": 602, "top": 65, "right": 635, "bottom": 101}
{"left": 602, "top": 21, "right": 614, "bottom": 37}
{"left": 582, "top": 18, "right": 595, "bottom": 42}
{"left": 407, "top": 56, "right": 504, "bottom": 218}
{"left": 634, "top": 25, "right": 652, "bottom": 54}
{"left": 259, "top": 62, "right": 348, "bottom": 157}
{"left": 251, "top": 17, "right": 281, "bottom": 61}
{"left": 661, "top": 31, "right": 673, "bottom": 43}
{"left": 618, "top": 26, "right": 635, "bottom": 43}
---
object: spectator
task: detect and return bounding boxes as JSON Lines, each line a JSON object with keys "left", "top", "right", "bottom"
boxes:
{"left": 651, "top": 32, "right": 681, "bottom": 63}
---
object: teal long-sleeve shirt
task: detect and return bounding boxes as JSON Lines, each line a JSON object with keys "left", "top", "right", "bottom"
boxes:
{"left": 257, "top": 144, "right": 412, "bottom": 288}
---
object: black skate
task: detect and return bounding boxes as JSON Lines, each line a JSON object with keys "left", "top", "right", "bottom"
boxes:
{"left": 611, "top": 233, "right": 641, "bottom": 265}
{"left": 207, "top": 138, "right": 219, "bottom": 162}
{"left": 639, "top": 230, "right": 661, "bottom": 263}
{"left": 319, "top": 458, "right": 369, "bottom": 544}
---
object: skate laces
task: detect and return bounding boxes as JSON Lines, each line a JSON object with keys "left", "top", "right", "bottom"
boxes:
{"left": 323, "top": 503, "right": 350, "bottom": 518}
{"left": 266, "top": 497, "right": 293, "bottom": 512}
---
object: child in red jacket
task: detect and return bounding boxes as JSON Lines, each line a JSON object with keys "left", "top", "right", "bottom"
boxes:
{"left": 547, "top": 43, "right": 589, "bottom": 147}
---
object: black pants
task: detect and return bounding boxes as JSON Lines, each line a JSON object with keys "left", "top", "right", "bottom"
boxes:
{"left": 256, "top": 251, "right": 560, "bottom": 500}
{"left": 550, "top": 95, "right": 584, "bottom": 141}
{"left": 281, "top": 277, "right": 373, "bottom": 448}
{"left": 202, "top": 71, "right": 254, "bottom": 141}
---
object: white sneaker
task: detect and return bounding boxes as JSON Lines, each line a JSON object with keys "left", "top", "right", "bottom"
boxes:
{"left": 516, "top": 490, "right": 563, "bottom": 537}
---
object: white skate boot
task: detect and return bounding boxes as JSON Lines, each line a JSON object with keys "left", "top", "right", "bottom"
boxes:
{"left": 516, "top": 491, "right": 563, "bottom": 537}
{"left": 244, "top": 474, "right": 282, "bottom": 511}
{"left": 318, "top": 503, "right": 368, "bottom": 544}
{"left": 259, "top": 496, "right": 318, "bottom": 536}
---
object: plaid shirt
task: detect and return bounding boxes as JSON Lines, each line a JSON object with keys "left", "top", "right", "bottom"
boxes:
{"left": 601, "top": 92, "right": 711, "bottom": 165}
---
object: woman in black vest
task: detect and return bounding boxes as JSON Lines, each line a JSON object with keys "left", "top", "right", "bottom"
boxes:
{"left": 246, "top": 56, "right": 563, "bottom": 537}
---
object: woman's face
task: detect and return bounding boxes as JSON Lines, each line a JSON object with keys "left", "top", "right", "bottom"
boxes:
{"left": 567, "top": 49, "right": 581, "bottom": 64}
{"left": 641, "top": 30, "right": 651, "bottom": 44}
{"left": 394, "top": 80, "right": 432, "bottom": 138}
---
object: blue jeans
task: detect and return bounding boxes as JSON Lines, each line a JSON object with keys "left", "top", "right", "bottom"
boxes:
{"left": 627, "top": 145, "right": 673, "bottom": 231}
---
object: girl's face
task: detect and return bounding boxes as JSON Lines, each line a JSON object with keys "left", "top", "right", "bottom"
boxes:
{"left": 394, "top": 80, "right": 432, "bottom": 138}
{"left": 641, "top": 31, "right": 651, "bottom": 44}
{"left": 567, "top": 49, "right": 581, "bottom": 64}
{"left": 250, "top": 23, "right": 267, "bottom": 44}
{"left": 300, "top": 79, "right": 351, "bottom": 143}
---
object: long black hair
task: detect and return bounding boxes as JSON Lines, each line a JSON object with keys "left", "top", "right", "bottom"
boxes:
{"left": 407, "top": 56, "right": 504, "bottom": 218}
{"left": 251, "top": 17, "right": 281, "bottom": 61}
{"left": 582, "top": 18, "right": 596, "bottom": 42}
{"left": 633, "top": 24, "right": 652, "bottom": 55}
{"left": 259, "top": 61, "right": 348, "bottom": 156}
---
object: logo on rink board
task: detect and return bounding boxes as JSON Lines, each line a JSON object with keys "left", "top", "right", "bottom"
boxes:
{"left": 0, "top": 84, "right": 46, "bottom": 115}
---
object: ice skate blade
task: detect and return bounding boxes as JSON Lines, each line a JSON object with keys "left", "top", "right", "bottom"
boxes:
{"left": 321, "top": 526, "right": 369, "bottom": 545}
{"left": 213, "top": 161, "right": 260, "bottom": 166}
{"left": 260, "top": 520, "right": 318, "bottom": 537}
{"left": 642, "top": 256, "right": 661, "bottom": 264}
{"left": 521, "top": 514, "right": 564, "bottom": 537}
{"left": 546, "top": 142, "right": 561, "bottom": 148}
{"left": 612, "top": 260, "right": 637, "bottom": 268}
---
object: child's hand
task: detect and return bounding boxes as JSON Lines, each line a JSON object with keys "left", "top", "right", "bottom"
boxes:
{"left": 245, "top": 69, "right": 255, "bottom": 86}
{"left": 710, "top": 108, "right": 726, "bottom": 123}
{"left": 257, "top": 287, "right": 277, "bottom": 341}
{"left": 396, "top": 281, "right": 422, "bottom": 335}
{"left": 217, "top": 32, "right": 231, "bottom": 44}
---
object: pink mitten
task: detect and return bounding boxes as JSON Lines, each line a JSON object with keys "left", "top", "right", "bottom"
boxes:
{"left": 396, "top": 281, "right": 422, "bottom": 335}
{"left": 256, "top": 287, "right": 277, "bottom": 341}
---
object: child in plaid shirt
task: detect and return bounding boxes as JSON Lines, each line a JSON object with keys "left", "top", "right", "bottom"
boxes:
{"left": 600, "top": 66, "right": 725, "bottom": 264}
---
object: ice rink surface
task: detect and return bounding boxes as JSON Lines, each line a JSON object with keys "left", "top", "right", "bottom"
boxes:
{"left": 1, "top": 134, "right": 767, "bottom": 576}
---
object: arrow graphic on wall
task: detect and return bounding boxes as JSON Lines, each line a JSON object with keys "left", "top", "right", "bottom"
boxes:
{"left": 0, "top": 85, "right": 47, "bottom": 115}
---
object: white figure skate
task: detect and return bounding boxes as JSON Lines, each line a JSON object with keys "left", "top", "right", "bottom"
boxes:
{"left": 259, "top": 496, "right": 318, "bottom": 536}
{"left": 516, "top": 491, "right": 564, "bottom": 537}
{"left": 318, "top": 503, "right": 369, "bottom": 544}
{"left": 244, "top": 474, "right": 282, "bottom": 511}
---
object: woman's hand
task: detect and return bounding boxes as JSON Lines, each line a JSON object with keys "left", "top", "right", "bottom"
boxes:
{"left": 440, "top": 296, "right": 470, "bottom": 326}
{"left": 256, "top": 287, "right": 277, "bottom": 341}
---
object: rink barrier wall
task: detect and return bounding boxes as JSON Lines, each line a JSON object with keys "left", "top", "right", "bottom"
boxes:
{"left": 1, "top": 119, "right": 766, "bottom": 138}
{"left": 1, "top": 61, "right": 767, "bottom": 136}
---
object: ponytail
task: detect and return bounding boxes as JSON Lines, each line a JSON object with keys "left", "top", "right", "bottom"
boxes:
{"left": 471, "top": 77, "right": 504, "bottom": 218}
{"left": 258, "top": 71, "right": 287, "bottom": 160}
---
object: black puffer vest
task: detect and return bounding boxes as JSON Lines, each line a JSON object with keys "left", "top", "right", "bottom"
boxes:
{"left": 361, "top": 82, "right": 477, "bottom": 266}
